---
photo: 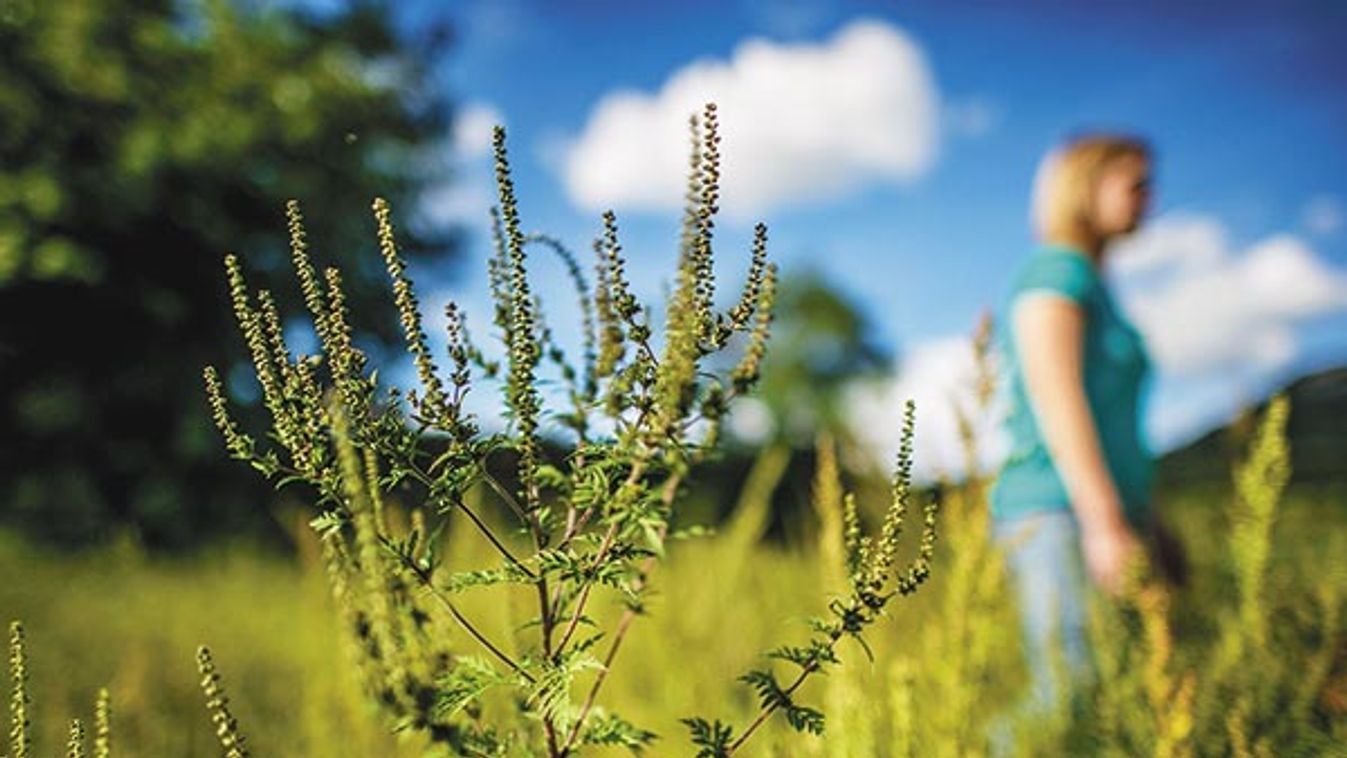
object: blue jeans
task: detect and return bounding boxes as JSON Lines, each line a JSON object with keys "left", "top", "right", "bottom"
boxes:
{"left": 992, "top": 509, "right": 1093, "bottom": 713}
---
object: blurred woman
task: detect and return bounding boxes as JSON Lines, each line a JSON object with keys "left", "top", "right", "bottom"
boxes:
{"left": 990, "top": 133, "right": 1179, "bottom": 713}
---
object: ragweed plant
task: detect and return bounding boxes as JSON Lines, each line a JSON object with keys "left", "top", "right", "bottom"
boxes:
{"left": 6, "top": 621, "right": 28, "bottom": 758}
{"left": 203, "top": 101, "right": 934, "bottom": 756}
{"left": 911, "top": 313, "right": 1016, "bottom": 758}
{"left": 1228, "top": 394, "right": 1291, "bottom": 651}
{"left": 795, "top": 316, "right": 1004, "bottom": 758}
{"left": 3, "top": 622, "right": 111, "bottom": 758}
{"left": 1084, "top": 579, "right": 1197, "bottom": 758}
{"left": 1196, "top": 393, "right": 1335, "bottom": 755}
{"left": 682, "top": 400, "right": 939, "bottom": 757}
{"left": 197, "top": 647, "right": 249, "bottom": 758}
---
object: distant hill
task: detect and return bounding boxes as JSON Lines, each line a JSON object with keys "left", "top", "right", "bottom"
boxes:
{"left": 1157, "top": 366, "right": 1347, "bottom": 489}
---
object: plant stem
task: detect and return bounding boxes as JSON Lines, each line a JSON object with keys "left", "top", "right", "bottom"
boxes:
{"left": 553, "top": 520, "right": 620, "bottom": 654}
{"left": 455, "top": 497, "right": 537, "bottom": 579}
{"left": 552, "top": 459, "right": 650, "bottom": 656}
{"left": 558, "top": 472, "right": 681, "bottom": 755}
{"left": 480, "top": 467, "right": 532, "bottom": 526}
{"left": 726, "top": 656, "right": 826, "bottom": 755}
{"left": 405, "top": 466, "right": 536, "bottom": 579}
{"left": 397, "top": 550, "right": 535, "bottom": 684}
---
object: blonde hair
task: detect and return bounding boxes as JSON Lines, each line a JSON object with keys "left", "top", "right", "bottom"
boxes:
{"left": 1031, "top": 133, "right": 1150, "bottom": 253}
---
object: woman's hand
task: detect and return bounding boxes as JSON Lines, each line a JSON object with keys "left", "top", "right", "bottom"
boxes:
{"left": 1080, "top": 517, "right": 1142, "bottom": 595}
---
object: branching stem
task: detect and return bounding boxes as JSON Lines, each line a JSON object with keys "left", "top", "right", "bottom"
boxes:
{"left": 395, "top": 547, "right": 534, "bottom": 684}
{"left": 558, "top": 472, "right": 681, "bottom": 755}
{"left": 403, "top": 465, "right": 536, "bottom": 579}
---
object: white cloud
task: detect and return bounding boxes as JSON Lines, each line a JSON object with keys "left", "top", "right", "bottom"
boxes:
{"left": 1302, "top": 195, "right": 1344, "bottom": 237}
{"left": 421, "top": 102, "right": 505, "bottom": 227}
{"left": 846, "top": 335, "right": 1009, "bottom": 483}
{"left": 1110, "top": 215, "right": 1347, "bottom": 377}
{"left": 453, "top": 102, "right": 505, "bottom": 160}
{"left": 1108, "top": 213, "right": 1226, "bottom": 278}
{"left": 559, "top": 19, "right": 940, "bottom": 218}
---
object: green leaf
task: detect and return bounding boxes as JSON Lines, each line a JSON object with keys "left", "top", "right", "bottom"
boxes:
{"left": 308, "top": 510, "right": 345, "bottom": 538}
{"left": 681, "top": 717, "right": 734, "bottom": 758}
{"left": 581, "top": 710, "right": 657, "bottom": 752}
{"left": 433, "top": 656, "right": 512, "bottom": 720}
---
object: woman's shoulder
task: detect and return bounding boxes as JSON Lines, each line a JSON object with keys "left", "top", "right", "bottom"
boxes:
{"left": 1010, "top": 245, "right": 1099, "bottom": 305}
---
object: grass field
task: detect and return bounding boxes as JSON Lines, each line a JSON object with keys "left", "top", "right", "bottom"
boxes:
{"left": 4, "top": 471, "right": 1345, "bottom": 756}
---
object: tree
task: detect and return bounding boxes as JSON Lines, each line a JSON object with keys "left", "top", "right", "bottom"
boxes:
{"left": 0, "top": 0, "right": 456, "bottom": 547}
{"left": 747, "top": 268, "right": 892, "bottom": 448}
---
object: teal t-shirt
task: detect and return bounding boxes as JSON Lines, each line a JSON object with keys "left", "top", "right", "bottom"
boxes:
{"left": 990, "top": 245, "right": 1155, "bottom": 525}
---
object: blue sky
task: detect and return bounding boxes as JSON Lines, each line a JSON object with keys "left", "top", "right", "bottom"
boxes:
{"left": 382, "top": 0, "right": 1347, "bottom": 476}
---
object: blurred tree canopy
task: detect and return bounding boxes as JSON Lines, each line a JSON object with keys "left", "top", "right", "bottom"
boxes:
{"left": 748, "top": 269, "right": 892, "bottom": 448}
{"left": 0, "top": 0, "right": 457, "bottom": 547}
{"left": 687, "top": 270, "right": 893, "bottom": 542}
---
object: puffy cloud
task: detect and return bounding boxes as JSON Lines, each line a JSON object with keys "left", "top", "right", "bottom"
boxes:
{"left": 422, "top": 102, "right": 505, "bottom": 227}
{"left": 1110, "top": 215, "right": 1347, "bottom": 377}
{"left": 452, "top": 102, "right": 505, "bottom": 160}
{"left": 559, "top": 20, "right": 939, "bottom": 218}
{"left": 846, "top": 335, "right": 1009, "bottom": 483}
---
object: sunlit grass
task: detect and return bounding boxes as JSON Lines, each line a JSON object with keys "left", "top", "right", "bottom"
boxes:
{"left": 4, "top": 476, "right": 1345, "bottom": 756}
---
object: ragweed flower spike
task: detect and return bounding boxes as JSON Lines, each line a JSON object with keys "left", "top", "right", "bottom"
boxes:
{"left": 491, "top": 126, "right": 543, "bottom": 497}
{"left": 842, "top": 492, "right": 862, "bottom": 579}
{"left": 196, "top": 646, "right": 250, "bottom": 758}
{"left": 223, "top": 254, "right": 299, "bottom": 452}
{"left": 66, "top": 719, "right": 85, "bottom": 758}
{"left": 868, "top": 400, "right": 917, "bottom": 586}
{"left": 93, "top": 688, "right": 110, "bottom": 758}
{"left": 256, "top": 289, "right": 294, "bottom": 387}
{"left": 373, "top": 198, "right": 450, "bottom": 426}
{"left": 9, "top": 621, "right": 30, "bottom": 758}
{"left": 203, "top": 366, "right": 252, "bottom": 460}
{"left": 692, "top": 102, "right": 721, "bottom": 343}
{"left": 285, "top": 199, "right": 332, "bottom": 348}
{"left": 443, "top": 301, "right": 473, "bottom": 426}
{"left": 718, "top": 223, "right": 769, "bottom": 347}
{"left": 593, "top": 235, "right": 622, "bottom": 381}
{"left": 322, "top": 266, "right": 363, "bottom": 382}
{"left": 730, "top": 262, "right": 778, "bottom": 394}
{"left": 487, "top": 206, "right": 512, "bottom": 338}
{"left": 678, "top": 112, "right": 704, "bottom": 269}
{"left": 650, "top": 104, "right": 731, "bottom": 445}
{"left": 593, "top": 210, "right": 641, "bottom": 383}
{"left": 599, "top": 210, "right": 639, "bottom": 324}
{"left": 1231, "top": 394, "right": 1292, "bottom": 647}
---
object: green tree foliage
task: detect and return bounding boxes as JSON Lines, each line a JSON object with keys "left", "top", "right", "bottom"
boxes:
{"left": 690, "top": 271, "right": 890, "bottom": 543}
{"left": 748, "top": 269, "right": 891, "bottom": 447}
{"left": 0, "top": 0, "right": 454, "bottom": 546}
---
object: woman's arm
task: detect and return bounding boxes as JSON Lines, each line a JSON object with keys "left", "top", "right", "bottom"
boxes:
{"left": 1012, "top": 292, "right": 1140, "bottom": 593}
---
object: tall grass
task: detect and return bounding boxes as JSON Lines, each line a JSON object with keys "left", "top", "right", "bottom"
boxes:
{"left": 3, "top": 480, "right": 1344, "bottom": 754}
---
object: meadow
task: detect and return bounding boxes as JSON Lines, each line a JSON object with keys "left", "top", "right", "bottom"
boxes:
{"left": 4, "top": 456, "right": 1345, "bottom": 756}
